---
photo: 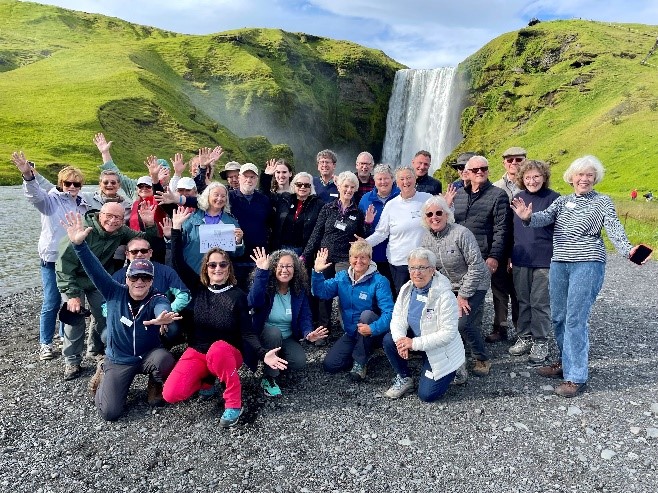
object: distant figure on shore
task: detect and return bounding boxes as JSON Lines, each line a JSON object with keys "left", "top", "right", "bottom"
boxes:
{"left": 644, "top": 191, "right": 653, "bottom": 202}
{"left": 631, "top": 189, "right": 638, "bottom": 200}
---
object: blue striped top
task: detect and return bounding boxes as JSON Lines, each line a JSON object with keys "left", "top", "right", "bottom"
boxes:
{"left": 528, "top": 190, "right": 632, "bottom": 263}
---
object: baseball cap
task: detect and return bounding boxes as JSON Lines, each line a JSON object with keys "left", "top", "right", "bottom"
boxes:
{"left": 136, "top": 176, "right": 152, "bottom": 186}
{"left": 157, "top": 158, "right": 170, "bottom": 169}
{"left": 176, "top": 177, "right": 196, "bottom": 190}
{"left": 219, "top": 161, "right": 241, "bottom": 180}
{"left": 126, "top": 259, "right": 154, "bottom": 278}
{"left": 451, "top": 152, "right": 477, "bottom": 168}
{"left": 239, "top": 163, "right": 259, "bottom": 176}
{"left": 502, "top": 146, "right": 527, "bottom": 158}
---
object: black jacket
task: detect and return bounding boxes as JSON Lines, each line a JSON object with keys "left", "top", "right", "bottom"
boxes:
{"left": 453, "top": 180, "right": 512, "bottom": 262}
{"left": 303, "top": 200, "right": 365, "bottom": 264}
{"left": 415, "top": 174, "right": 442, "bottom": 195}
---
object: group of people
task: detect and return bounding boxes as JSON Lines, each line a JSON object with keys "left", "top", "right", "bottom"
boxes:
{"left": 15, "top": 135, "right": 650, "bottom": 426}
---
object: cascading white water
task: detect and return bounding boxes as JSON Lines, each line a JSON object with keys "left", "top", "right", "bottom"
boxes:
{"left": 381, "top": 67, "right": 462, "bottom": 172}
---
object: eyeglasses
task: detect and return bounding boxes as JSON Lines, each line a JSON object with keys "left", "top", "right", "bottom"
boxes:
{"left": 101, "top": 180, "right": 118, "bottom": 186}
{"left": 137, "top": 184, "right": 152, "bottom": 189}
{"left": 408, "top": 265, "right": 434, "bottom": 272}
{"left": 467, "top": 166, "right": 489, "bottom": 174}
{"left": 356, "top": 162, "right": 373, "bottom": 166}
{"left": 128, "top": 248, "right": 151, "bottom": 255}
{"left": 101, "top": 212, "right": 123, "bottom": 221}
{"left": 127, "top": 274, "right": 153, "bottom": 282}
{"left": 277, "top": 264, "right": 294, "bottom": 270}
{"left": 295, "top": 182, "right": 311, "bottom": 189}
{"left": 63, "top": 181, "right": 82, "bottom": 188}
{"left": 505, "top": 157, "right": 524, "bottom": 164}
{"left": 207, "top": 261, "right": 230, "bottom": 269}
{"left": 425, "top": 210, "right": 444, "bottom": 218}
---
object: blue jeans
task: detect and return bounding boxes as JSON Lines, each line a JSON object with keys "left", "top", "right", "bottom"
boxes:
{"left": 549, "top": 261, "right": 605, "bottom": 384}
{"left": 383, "top": 332, "right": 456, "bottom": 402}
{"left": 40, "top": 261, "right": 61, "bottom": 346}
{"left": 457, "top": 289, "right": 488, "bottom": 361}
{"left": 323, "top": 310, "right": 380, "bottom": 371}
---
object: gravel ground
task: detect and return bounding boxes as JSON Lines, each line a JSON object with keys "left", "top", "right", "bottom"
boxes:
{"left": 0, "top": 254, "right": 656, "bottom": 493}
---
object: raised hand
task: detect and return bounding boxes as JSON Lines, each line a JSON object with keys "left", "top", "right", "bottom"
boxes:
{"left": 365, "top": 204, "right": 376, "bottom": 224}
{"left": 154, "top": 188, "right": 180, "bottom": 205}
{"left": 145, "top": 155, "right": 162, "bottom": 182}
{"left": 10, "top": 151, "right": 32, "bottom": 178}
{"left": 264, "top": 158, "right": 277, "bottom": 175}
{"left": 198, "top": 147, "right": 213, "bottom": 167}
{"left": 314, "top": 248, "right": 332, "bottom": 272}
{"left": 511, "top": 197, "right": 532, "bottom": 220}
{"left": 61, "top": 211, "right": 93, "bottom": 245}
{"left": 93, "top": 133, "right": 113, "bottom": 162}
{"left": 143, "top": 311, "right": 183, "bottom": 327}
{"left": 263, "top": 347, "right": 288, "bottom": 371}
{"left": 159, "top": 216, "right": 172, "bottom": 239}
{"left": 250, "top": 246, "right": 270, "bottom": 270}
{"left": 138, "top": 201, "right": 156, "bottom": 226}
{"left": 209, "top": 146, "right": 224, "bottom": 164}
{"left": 170, "top": 153, "right": 186, "bottom": 176}
{"left": 172, "top": 206, "right": 193, "bottom": 230}
{"left": 305, "top": 326, "right": 329, "bottom": 343}
{"left": 443, "top": 184, "right": 457, "bottom": 208}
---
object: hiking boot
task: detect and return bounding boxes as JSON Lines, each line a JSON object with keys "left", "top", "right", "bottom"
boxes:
{"left": 529, "top": 341, "right": 549, "bottom": 364}
{"left": 147, "top": 380, "right": 165, "bottom": 407}
{"left": 451, "top": 362, "right": 468, "bottom": 385}
{"left": 485, "top": 325, "right": 508, "bottom": 343}
{"left": 63, "top": 364, "right": 82, "bottom": 381}
{"left": 537, "top": 361, "right": 563, "bottom": 379}
{"left": 555, "top": 381, "right": 586, "bottom": 398}
{"left": 220, "top": 407, "right": 243, "bottom": 428}
{"left": 261, "top": 377, "right": 282, "bottom": 398}
{"left": 385, "top": 374, "right": 414, "bottom": 399}
{"left": 508, "top": 337, "right": 533, "bottom": 356}
{"left": 471, "top": 359, "right": 491, "bottom": 376}
{"left": 39, "top": 344, "right": 54, "bottom": 361}
{"left": 88, "top": 357, "right": 104, "bottom": 401}
{"left": 350, "top": 362, "right": 367, "bottom": 382}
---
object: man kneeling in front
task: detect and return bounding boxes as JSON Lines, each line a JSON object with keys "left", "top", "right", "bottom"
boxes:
{"left": 62, "top": 212, "right": 180, "bottom": 421}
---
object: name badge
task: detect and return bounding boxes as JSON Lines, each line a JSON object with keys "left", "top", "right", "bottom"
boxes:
{"left": 290, "top": 203, "right": 295, "bottom": 209}
{"left": 120, "top": 316, "right": 133, "bottom": 327}
{"left": 334, "top": 221, "right": 346, "bottom": 231}
{"left": 285, "top": 308, "right": 292, "bottom": 315}
{"left": 359, "top": 292, "right": 368, "bottom": 300}
{"left": 330, "top": 193, "right": 339, "bottom": 197}
{"left": 416, "top": 294, "right": 428, "bottom": 303}
{"left": 566, "top": 201, "right": 576, "bottom": 209}
{"left": 348, "top": 215, "right": 356, "bottom": 220}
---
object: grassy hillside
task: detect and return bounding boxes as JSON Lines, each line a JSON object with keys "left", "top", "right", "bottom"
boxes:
{"left": 436, "top": 19, "right": 658, "bottom": 247}
{"left": 0, "top": 0, "right": 402, "bottom": 184}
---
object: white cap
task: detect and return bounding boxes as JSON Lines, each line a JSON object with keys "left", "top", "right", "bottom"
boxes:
{"left": 176, "top": 177, "right": 196, "bottom": 190}
{"left": 136, "top": 176, "right": 153, "bottom": 186}
{"left": 239, "top": 163, "right": 259, "bottom": 175}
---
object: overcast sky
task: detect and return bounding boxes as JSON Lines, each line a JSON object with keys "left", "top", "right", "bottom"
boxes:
{"left": 28, "top": 0, "right": 658, "bottom": 68}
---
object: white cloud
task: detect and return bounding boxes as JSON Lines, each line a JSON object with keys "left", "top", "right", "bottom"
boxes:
{"left": 23, "top": 0, "right": 658, "bottom": 67}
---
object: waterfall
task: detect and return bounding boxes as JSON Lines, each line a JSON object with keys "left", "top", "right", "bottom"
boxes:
{"left": 381, "top": 67, "right": 462, "bottom": 172}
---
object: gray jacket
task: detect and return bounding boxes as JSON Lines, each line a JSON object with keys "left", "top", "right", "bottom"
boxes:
{"left": 420, "top": 223, "right": 490, "bottom": 298}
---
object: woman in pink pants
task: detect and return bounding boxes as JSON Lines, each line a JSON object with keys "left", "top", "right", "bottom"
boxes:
{"left": 163, "top": 207, "right": 286, "bottom": 427}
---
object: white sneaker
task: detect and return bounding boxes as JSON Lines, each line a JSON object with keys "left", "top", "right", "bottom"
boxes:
{"left": 385, "top": 374, "right": 414, "bottom": 399}
{"left": 39, "top": 344, "right": 54, "bottom": 361}
{"left": 529, "top": 341, "right": 548, "bottom": 363}
{"left": 508, "top": 337, "right": 533, "bottom": 356}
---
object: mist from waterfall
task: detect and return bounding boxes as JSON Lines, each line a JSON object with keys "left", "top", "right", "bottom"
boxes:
{"left": 381, "top": 67, "right": 462, "bottom": 172}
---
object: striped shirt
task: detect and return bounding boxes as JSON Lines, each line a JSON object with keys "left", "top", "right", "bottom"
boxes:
{"left": 528, "top": 191, "right": 631, "bottom": 263}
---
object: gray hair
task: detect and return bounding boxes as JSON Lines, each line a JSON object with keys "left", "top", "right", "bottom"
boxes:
{"left": 421, "top": 196, "right": 455, "bottom": 228}
{"left": 289, "top": 171, "right": 316, "bottom": 195}
{"left": 466, "top": 155, "right": 489, "bottom": 169}
{"left": 197, "top": 182, "right": 230, "bottom": 213}
{"left": 373, "top": 164, "right": 394, "bottom": 177}
{"left": 408, "top": 247, "right": 437, "bottom": 267}
{"left": 316, "top": 149, "right": 337, "bottom": 163}
{"left": 563, "top": 155, "right": 604, "bottom": 186}
{"left": 356, "top": 151, "right": 374, "bottom": 164}
{"left": 336, "top": 170, "right": 359, "bottom": 188}
{"left": 395, "top": 165, "right": 415, "bottom": 179}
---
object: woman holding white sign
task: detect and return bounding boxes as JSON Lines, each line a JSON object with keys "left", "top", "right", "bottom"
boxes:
{"left": 180, "top": 182, "right": 245, "bottom": 274}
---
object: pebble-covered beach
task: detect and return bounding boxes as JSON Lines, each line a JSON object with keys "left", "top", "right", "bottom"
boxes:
{"left": 0, "top": 254, "right": 656, "bottom": 492}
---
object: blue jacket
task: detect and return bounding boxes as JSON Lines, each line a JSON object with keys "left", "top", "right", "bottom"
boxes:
{"left": 313, "top": 176, "right": 339, "bottom": 203}
{"left": 181, "top": 208, "right": 243, "bottom": 274}
{"left": 73, "top": 241, "right": 172, "bottom": 365}
{"left": 248, "top": 268, "right": 313, "bottom": 339}
{"left": 311, "top": 263, "right": 394, "bottom": 337}
{"left": 359, "top": 184, "right": 400, "bottom": 262}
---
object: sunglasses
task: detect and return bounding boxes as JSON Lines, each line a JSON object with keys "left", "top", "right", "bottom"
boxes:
{"left": 467, "top": 166, "right": 489, "bottom": 174}
{"left": 128, "top": 248, "right": 151, "bottom": 255}
{"left": 207, "top": 261, "right": 230, "bottom": 269}
{"left": 102, "top": 180, "right": 118, "bottom": 185}
{"left": 425, "top": 210, "right": 444, "bottom": 218}
{"left": 128, "top": 274, "right": 153, "bottom": 282}
{"left": 505, "top": 157, "right": 524, "bottom": 164}
{"left": 137, "top": 184, "right": 152, "bottom": 189}
{"left": 295, "top": 182, "right": 311, "bottom": 189}
{"left": 453, "top": 165, "right": 466, "bottom": 171}
{"left": 63, "top": 180, "right": 82, "bottom": 188}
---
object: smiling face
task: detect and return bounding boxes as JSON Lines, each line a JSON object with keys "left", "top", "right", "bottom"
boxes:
{"left": 396, "top": 169, "right": 416, "bottom": 198}
{"left": 239, "top": 171, "right": 258, "bottom": 194}
{"left": 294, "top": 176, "right": 312, "bottom": 199}
{"left": 408, "top": 258, "right": 434, "bottom": 289}
{"left": 374, "top": 171, "right": 393, "bottom": 197}
{"left": 99, "top": 172, "right": 120, "bottom": 197}
{"left": 126, "top": 273, "right": 153, "bottom": 300}
{"left": 355, "top": 153, "right": 374, "bottom": 180}
{"left": 503, "top": 155, "right": 524, "bottom": 180}
{"left": 338, "top": 178, "right": 356, "bottom": 202}
{"left": 275, "top": 255, "right": 295, "bottom": 286}
{"left": 208, "top": 186, "right": 227, "bottom": 214}
{"left": 207, "top": 251, "right": 230, "bottom": 285}
{"left": 412, "top": 154, "right": 431, "bottom": 177}
{"left": 350, "top": 253, "right": 371, "bottom": 278}
{"left": 573, "top": 167, "right": 596, "bottom": 195}
{"left": 126, "top": 238, "right": 152, "bottom": 261}
{"left": 317, "top": 157, "right": 336, "bottom": 179}
{"left": 424, "top": 203, "right": 448, "bottom": 233}
{"left": 523, "top": 168, "right": 545, "bottom": 193}
{"left": 99, "top": 202, "right": 125, "bottom": 233}
{"left": 137, "top": 183, "right": 153, "bottom": 199}
{"left": 465, "top": 158, "right": 490, "bottom": 191}
{"left": 274, "top": 164, "right": 291, "bottom": 188}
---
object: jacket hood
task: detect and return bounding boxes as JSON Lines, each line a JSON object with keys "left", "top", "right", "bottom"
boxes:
{"left": 348, "top": 261, "right": 378, "bottom": 285}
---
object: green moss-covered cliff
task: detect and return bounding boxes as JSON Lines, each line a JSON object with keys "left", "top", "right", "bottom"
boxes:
{"left": 0, "top": 0, "right": 404, "bottom": 184}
